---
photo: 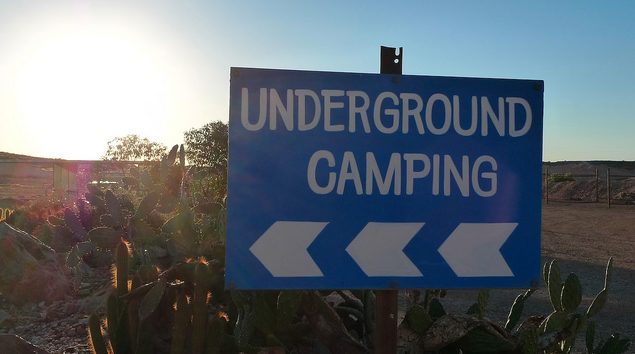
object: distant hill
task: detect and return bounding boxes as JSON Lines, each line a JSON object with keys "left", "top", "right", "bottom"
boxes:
{"left": 544, "top": 161, "right": 635, "bottom": 176}
{"left": 543, "top": 161, "right": 635, "bottom": 204}
{"left": 0, "top": 151, "right": 52, "bottom": 161}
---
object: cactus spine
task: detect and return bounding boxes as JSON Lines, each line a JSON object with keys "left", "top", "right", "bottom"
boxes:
{"left": 108, "top": 239, "right": 131, "bottom": 354}
{"left": 170, "top": 291, "right": 191, "bottom": 354}
{"left": 88, "top": 314, "right": 110, "bottom": 354}
{"left": 116, "top": 240, "right": 130, "bottom": 297}
{"left": 191, "top": 259, "right": 211, "bottom": 354}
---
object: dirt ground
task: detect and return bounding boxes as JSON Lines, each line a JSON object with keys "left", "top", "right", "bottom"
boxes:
{"left": 445, "top": 202, "right": 635, "bottom": 352}
{"left": 540, "top": 202, "right": 635, "bottom": 342}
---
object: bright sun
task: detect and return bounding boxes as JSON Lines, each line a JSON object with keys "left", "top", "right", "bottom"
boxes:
{"left": 9, "top": 15, "right": 183, "bottom": 159}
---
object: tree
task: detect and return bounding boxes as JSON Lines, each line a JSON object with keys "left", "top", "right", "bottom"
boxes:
{"left": 183, "top": 121, "right": 227, "bottom": 171}
{"left": 102, "top": 134, "right": 167, "bottom": 161}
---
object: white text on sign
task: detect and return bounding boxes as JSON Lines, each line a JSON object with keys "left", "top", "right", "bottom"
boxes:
{"left": 240, "top": 88, "right": 532, "bottom": 136}
{"left": 307, "top": 152, "right": 497, "bottom": 197}
{"left": 239, "top": 88, "right": 531, "bottom": 198}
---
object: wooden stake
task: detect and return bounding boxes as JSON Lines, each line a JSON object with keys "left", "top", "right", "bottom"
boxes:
{"left": 607, "top": 168, "right": 611, "bottom": 208}
{"left": 595, "top": 168, "right": 599, "bottom": 203}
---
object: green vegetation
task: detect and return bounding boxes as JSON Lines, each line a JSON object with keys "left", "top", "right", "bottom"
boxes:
{"left": 3, "top": 121, "right": 630, "bottom": 353}
{"left": 184, "top": 121, "right": 228, "bottom": 171}
{"left": 103, "top": 134, "right": 168, "bottom": 161}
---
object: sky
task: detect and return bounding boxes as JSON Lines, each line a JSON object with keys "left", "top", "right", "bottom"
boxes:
{"left": 0, "top": 0, "right": 634, "bottom": 161}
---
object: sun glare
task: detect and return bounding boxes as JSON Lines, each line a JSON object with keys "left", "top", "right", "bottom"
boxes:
{"left": 10, "top": 16, "right": 181, "bottom": 159}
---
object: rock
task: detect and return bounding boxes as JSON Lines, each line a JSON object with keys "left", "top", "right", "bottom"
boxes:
{"left": 398, "top": 323, "right": 421, "bottom": 354}
{"left": 0, "top": 308, "right": 10, "bottom": 327}
{"left": 0, "top": 334, "right": 50, "bottom": 354}
{"left": 422, "top": 314, "right": 481, "bottom": 351}
{"left": 0, "top": 223, "right": 41, "bottom": 284}
{"left": 63, "top": 302, "right": 78, "bottom": 315}
{"left": 422, "top": 314, "right": 516, "bottom": 352}
{"left": 0, "top": 223, "right": 74, "bottom": 305}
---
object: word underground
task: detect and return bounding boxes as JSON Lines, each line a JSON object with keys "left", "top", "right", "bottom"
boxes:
{"left": 239, "top": 88, "right": 534, "bottom": 197}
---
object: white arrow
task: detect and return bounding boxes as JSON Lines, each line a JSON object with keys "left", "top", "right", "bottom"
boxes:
{"left": 249, "top": 221, "right": 327, "bottom": 277}
{"left": 346, "top": 222, "right": 424, "bottom": 277}
{"left": 438, "top": 223, "right": 517, "bottom": 277}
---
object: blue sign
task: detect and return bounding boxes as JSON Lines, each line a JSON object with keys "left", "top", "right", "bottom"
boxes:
{"left": 226, "top": 67, "right": 543, "bottom": 289}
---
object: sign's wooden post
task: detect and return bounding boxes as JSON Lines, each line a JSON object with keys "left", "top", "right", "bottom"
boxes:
{"left": 375, "top": 45, "right": 402, "bottom": 354}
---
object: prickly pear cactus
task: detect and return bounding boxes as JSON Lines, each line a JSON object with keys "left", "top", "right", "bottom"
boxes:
{"left": 396, "top": 258, "right": 629, "bottom": 354}
{"left": 534, "top": 257, "right": 626, "bottom": 354}
{"left": 561, "top": 273, "right": 582, "bottom": 313}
